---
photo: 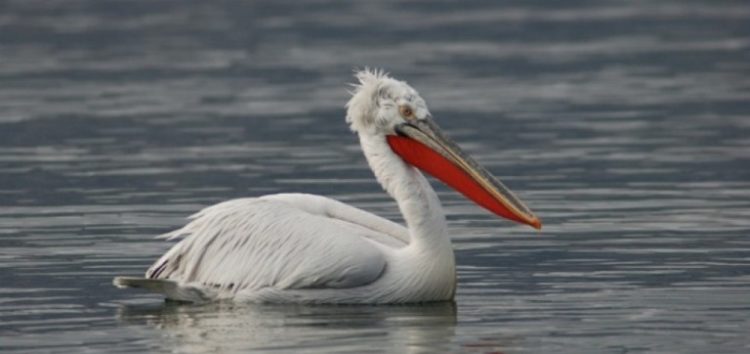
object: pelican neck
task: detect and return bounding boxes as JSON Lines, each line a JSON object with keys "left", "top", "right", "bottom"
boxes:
{"left": 358, "top": 132, "right": 451, "bottom": 249}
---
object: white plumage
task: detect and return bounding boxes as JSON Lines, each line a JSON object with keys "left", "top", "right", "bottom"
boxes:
{"left": 114, "top": 69, "right": 540, "bottom": 304}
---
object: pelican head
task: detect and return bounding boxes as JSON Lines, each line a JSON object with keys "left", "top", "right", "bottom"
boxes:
{"left": 346, "top": 69, "right": 430, "bottom": 135}
{"left": 346, "top": 69, "right": 541, "bottom": 229}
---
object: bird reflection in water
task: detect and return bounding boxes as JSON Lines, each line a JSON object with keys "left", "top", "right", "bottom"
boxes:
{"left": 116, "top": 301, "right": 464, "bottom": 353}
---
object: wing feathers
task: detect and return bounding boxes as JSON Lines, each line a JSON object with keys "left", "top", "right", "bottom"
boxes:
{"left": 146, "top": 195, "right": 397, "bottom": 296}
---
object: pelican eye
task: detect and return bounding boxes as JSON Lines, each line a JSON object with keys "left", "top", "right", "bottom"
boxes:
{"left": 399, "top": 105, "right": 415, "bottom": 119}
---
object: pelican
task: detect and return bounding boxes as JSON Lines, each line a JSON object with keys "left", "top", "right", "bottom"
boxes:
{"left": 114, "top": 69, "right": 541, "bottom": 304}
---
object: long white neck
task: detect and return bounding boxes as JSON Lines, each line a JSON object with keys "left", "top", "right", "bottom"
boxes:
{"left": 358, "top": 133, "right": 451, "bottom": 251}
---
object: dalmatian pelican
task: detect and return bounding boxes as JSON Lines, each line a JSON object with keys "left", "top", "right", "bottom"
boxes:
{"left": 114, "top": 69, "right": 541, "bottom": 304}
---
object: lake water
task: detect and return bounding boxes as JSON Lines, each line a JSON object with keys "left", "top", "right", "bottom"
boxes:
{"left": 1, "top": 1, "right": 749, "bottom": 353}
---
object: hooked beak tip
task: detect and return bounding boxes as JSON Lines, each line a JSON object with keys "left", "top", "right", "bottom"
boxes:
{"left": 529, "top": 217, "right": 542, "bottom": 231}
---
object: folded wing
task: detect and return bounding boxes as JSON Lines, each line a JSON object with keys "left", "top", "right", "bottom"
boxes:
{"left": 145, "top": 194, "right": 408, "bottom": 296}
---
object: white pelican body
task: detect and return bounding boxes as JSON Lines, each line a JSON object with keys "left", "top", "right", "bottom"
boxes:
{"left": 114, "top": 70, "right": 540, "bottom": 304}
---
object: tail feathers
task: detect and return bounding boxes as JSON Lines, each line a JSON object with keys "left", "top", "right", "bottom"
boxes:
{"left": 113, "top": 276, "right": 210, "bottom": 303}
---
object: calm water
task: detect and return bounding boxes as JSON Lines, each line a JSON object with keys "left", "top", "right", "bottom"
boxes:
{"left": 1, "top": 1, "right": 749, "bottom": 353}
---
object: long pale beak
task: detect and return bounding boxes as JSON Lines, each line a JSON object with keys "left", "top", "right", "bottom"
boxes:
{"left": 387, "top": 119, "right": 541, "bottom": 230}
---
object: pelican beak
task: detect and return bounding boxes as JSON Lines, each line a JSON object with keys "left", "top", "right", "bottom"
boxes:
{"left": 387, "top": 119, "right": 541, "bottom": 230}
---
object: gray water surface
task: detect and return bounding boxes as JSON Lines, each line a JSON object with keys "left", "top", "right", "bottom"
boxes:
{"left": 1, "top": 1, "right": 749, "bottom": 353}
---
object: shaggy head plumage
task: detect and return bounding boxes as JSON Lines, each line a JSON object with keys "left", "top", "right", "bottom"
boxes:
{"left": 345, "top": 69, "right": 430, "bottom": 135}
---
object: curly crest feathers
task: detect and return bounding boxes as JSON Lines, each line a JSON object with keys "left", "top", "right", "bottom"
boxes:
{"left": 345, "top": 68, "right": 392, "bottom": 133}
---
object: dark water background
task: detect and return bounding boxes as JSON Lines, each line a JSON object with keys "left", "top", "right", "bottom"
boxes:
{"left": 1, "top": 0, "right": 749, "bottom": 353}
